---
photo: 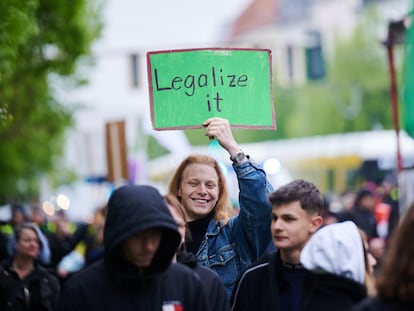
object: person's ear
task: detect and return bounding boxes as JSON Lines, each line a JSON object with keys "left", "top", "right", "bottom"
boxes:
{"left": 309, "top": 215, "right": 323, "bottom": 233}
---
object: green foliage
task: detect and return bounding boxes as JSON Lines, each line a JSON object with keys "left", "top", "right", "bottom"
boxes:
{"left": 282, "top": 9, "right": 393, "bottom": 138}
{"left": 186, "top": 9, "right": 394, "bottom": 145}
{"left": 146, "top": 136, "right": 169, "bottom": 160}
{"left": 403, "top": 3, "right": 414, "bottom": 138}
{"left": 0, "top": 0, "right": 102, "bottom": 203}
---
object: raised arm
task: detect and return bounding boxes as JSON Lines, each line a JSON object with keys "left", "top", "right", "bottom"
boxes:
{"left": 203, "top": 117, "right": 273, "bottom": 259}
{"left": 203, "top": 117, "right": 245, "bottom": 162}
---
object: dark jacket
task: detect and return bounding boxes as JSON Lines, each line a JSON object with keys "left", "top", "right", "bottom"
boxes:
{"left": 0, "top": 261, "right": 60, "bottom": 311}
{"left": 231, "top": 251, "right": 366, "bottom": 311}
{"left": 305, "top": 272, "right": 367, "bottom": 310}
{"left": 231, "top": 251, "right": 299, "bottom": 311}
{"left": 58, "top": 185, "right": 210, "bottom": 311}
{"left": 352, "top": 297, "right": 414, "bottom": 311}
{"left": 44, "top": 222, "right": 89, "bottom": 270}
{"left": 195, "top": 160, "right": 273, "bottom": 297}
{"left": 177, "top": 250, "right": 230, "bottom": 311}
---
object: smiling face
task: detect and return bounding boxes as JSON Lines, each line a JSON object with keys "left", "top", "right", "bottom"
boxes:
{"left": 271, "top": 201, "right": 322, "bottom": 263}
{"left": 178, "top": 163, "right": 219, "bottom": 221}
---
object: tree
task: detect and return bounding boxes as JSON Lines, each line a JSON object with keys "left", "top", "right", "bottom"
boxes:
{"left": 209, "top": 8, "right": 394, "bottom": 143}
{"left": 0, "top": 0, "right": 102, "bottom": 203}
{"left": 280, "top": 9, "right": 393, "bottom": 138}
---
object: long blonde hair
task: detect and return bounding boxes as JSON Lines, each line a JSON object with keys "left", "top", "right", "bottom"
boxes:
{"left": 168, "top": 154, "right": 233, "bottom": 225}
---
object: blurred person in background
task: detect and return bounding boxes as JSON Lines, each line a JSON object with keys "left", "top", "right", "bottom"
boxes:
{"left": 82, "top": 205, "right": 106, "bottom": 266}
{"left": 352, "top": 200, "right": 414, "bottom": 311}
{"left": 0, "top": 229, "right": 8, "bottom": 260}
{"left": 0, "top": 204, "right": 29, "bottom": 262}
{"left": 300, "top": 221, "right": 377, "bottom": 311}
{"left": 0, "top": 204, "right": 29, "bottom": 250}
{"left": 339, "top": 188, "right": 378, "bottom": 239}
{"left": 30, "top": 206, "right": 48, "bottom": 231}
{"left": 331, "top": 189, "right": 356, "bottom": 218}
{"left": 164, "top": 194, "right": 230, "bottom": 311}
{"left": 54, "top": 205, "right": 108, "bottom": 280}
{"left": 168, "top": 117, "right": 273, "bottom": 296}
{"left": 338, "top": 188, "right": 384, "bottom": 272}
{"left": 10, "top": 205, "right": 28, "bottom": 229}
{"left": 377, "top": 175, "right": 399, "bottom": 238}
{"left": 43, "top": 210, "right": 88, "bottom": 281}
{"left": 0, "top": 223, "right": 59, "bottom": 311}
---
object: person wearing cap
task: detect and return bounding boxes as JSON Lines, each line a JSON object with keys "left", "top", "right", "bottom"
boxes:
{"left": 58, "top": 184, "right": 210, "bottom": 311}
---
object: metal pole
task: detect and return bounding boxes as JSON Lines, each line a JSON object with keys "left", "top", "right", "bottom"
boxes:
{"left": 385, "top": 27, "right": 403, "bottom": 173}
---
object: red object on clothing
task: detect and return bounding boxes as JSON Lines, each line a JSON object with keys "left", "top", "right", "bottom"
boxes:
{"left": 374, "top": 202, "right": 391, "bottom": 224}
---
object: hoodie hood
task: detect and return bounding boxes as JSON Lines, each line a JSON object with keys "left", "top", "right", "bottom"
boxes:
{"left": 7, "top": 222, "right": 51, "bottom": 265}
{"left": 104, "top": 184, "right": 181, "bottom": 278}
{"left": 300, "top": 221, "right": 365, "bottom": 284}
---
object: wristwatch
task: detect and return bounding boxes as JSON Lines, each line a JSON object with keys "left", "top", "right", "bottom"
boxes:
{"left": 230, "top": 150, "right": 246, "bottom": 165}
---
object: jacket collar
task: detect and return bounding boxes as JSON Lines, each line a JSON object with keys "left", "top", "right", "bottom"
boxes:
{"left": 205, "top": 219, "right": 221, "bottom": 236}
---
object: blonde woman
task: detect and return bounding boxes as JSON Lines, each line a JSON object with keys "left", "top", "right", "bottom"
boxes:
{"left": 168, "top": 117, "right": 274, "bottom": 296}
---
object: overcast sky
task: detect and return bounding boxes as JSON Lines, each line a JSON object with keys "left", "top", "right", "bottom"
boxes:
{"left": 96, "top": 0, "right": 251, "bottom": 51}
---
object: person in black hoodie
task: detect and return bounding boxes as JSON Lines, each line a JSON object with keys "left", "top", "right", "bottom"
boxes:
{"left": 58, "top": 184, "right": 210, "bottom": 311}
{"left": 164, "top": 194, "right": 230, "bottom": 311}
{"left": 338, "top": 188, "right": 378, "bottom": 239}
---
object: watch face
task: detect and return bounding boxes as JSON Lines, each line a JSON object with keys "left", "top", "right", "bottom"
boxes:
{"left": 236, "top": 151, "right": 245, "bottom": 161}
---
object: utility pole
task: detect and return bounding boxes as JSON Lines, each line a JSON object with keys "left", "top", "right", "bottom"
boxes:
{"left": 383, "top": 20, "right": 407, "bottom": 173}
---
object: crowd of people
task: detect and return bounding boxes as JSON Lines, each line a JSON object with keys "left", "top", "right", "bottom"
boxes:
{"left": 0, "top": 117, "right": 413, "bottom": 311}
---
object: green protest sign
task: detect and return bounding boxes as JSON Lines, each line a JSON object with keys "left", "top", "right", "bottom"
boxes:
{"left": 147, "top": 48, "right": 275, "bottom": 130}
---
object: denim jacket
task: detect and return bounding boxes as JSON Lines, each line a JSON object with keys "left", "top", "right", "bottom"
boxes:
{"left": 196, "top": 158, "right": 274, "bottom": 297}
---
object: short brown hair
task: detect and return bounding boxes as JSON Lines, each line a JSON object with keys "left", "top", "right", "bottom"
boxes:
{"left": 268, "top": 179, "right": 324, "bottom": 216}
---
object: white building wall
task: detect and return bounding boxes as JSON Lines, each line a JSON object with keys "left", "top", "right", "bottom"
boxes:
{"left": 230, "top": 0, "right": 410, "bottom": 86}
{"left": 57, "top": 0, "right": 411, "bottom": 220}
{"left": 55, "top": 0, "right": 251, "bottom": 219}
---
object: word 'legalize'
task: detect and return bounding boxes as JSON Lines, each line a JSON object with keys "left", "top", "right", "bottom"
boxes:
{"left": 154, "top": 66, "right": 248, "bottom": 112}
